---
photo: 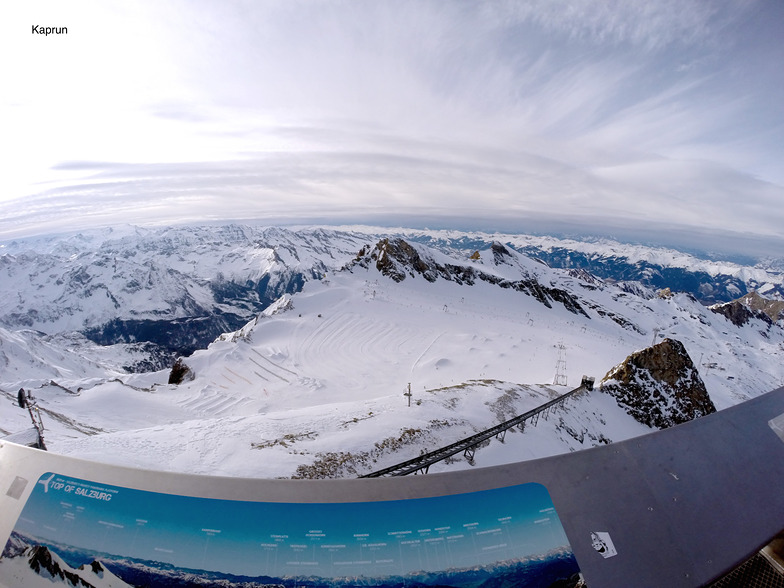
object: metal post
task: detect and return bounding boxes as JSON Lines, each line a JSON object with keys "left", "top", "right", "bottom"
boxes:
{"left": 19, "top": 389, "right": 47, "bottom": 450}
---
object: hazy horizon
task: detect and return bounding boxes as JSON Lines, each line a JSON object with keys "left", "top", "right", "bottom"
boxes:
{"left": 2, "top": 1, "right": 783, "bottom": 258}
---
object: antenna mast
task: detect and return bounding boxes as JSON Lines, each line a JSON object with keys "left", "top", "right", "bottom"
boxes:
{"left": 553, "top": 341, "right": 568, "bottom": 386}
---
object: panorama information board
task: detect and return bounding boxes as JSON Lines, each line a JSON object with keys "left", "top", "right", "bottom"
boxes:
{"left": 1, "top": 472, "right": 581, "bottom": 587}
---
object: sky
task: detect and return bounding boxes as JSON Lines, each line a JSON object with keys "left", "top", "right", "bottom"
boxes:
{"left": 2, "top": 1, "right": 783, "bottom": 257}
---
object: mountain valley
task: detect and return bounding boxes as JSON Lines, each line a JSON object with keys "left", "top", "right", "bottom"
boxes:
{"left": 1, "top": 225, "right": 782, "bottom": 478}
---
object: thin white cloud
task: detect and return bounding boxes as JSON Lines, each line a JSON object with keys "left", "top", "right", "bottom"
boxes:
{"left": 483, "top": 0, "right": 730, "bottom": 51}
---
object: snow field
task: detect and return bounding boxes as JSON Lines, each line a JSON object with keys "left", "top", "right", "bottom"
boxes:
{"left": 2, "top": 235, "right": 783, "bottom": 478}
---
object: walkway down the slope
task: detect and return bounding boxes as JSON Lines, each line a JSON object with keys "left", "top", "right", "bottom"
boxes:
{"left": 360, "top": 376, "right": 595, "bottom": 477}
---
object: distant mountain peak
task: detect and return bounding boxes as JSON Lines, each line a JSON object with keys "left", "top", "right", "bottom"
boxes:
{"left": 710, "top": 294, "right": 777, "bottom": 328}
{"left": 27, "top": 544, "right": 94, "bottom": 587}
{"left": 16, "top": 542, "right": 132, "bottom": 587}
{"left": 490, "top": 241, "right": 513, "bottom": 265}
{"left": 371, "top": 238, "right": 439, "bottom": 282}
{"left": 739, "top": 291, "right": 784, "bottom": 322}
{"left": 349, "top": 238, "right": 589, "bottom": 316}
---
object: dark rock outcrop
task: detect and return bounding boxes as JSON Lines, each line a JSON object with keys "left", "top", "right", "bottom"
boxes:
{"left": 490, "top": 241, "right": 513, "bottom": 265}
{"left": 373, "top": 238, "right": 439, "bottom": 282}
{"left": 739, "top": 291, "right": 784, "bottom": 322}
{"left": 28, "top": 545, "right": 93, "bottom": 587}
{"left": 600, "top": 338, "right": 716, "bottom": 429}
{"left": 710, "top": 299, "right": 773, "bottom": 328}
{"left": 168, "top": 358, "right": 194, "bottom": 385}
{"left": 351, "top": 238, "right": 589, "bottom": 317}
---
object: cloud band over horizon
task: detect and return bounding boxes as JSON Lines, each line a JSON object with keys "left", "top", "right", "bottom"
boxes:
{"left": 1, "top": 1, "right": 783, "bottom": 255}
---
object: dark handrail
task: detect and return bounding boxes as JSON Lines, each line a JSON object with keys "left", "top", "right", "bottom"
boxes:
{"left": 360, "top": 377, "right": 594, "bottom": 477}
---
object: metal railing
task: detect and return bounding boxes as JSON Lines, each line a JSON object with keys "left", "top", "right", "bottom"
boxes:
{"left": 360, "top": 376, "right": 594, "bottom": 477}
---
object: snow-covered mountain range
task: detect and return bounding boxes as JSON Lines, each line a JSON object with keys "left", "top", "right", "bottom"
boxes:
{"left": 1, "top": 530, "right": 580, "bottom": 588}
{"left": 0, "top": 533, "right": 131, "bottom": 588}
{"left": 0, "top": 226, "right": 369, "bottom": 360}
{"left": 1, "top": 224, "right": 783, "bottom": 478}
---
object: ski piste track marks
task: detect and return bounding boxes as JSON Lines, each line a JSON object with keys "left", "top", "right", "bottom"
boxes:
{"left": 411, "top": 332, "right": 445, "bottom": 376}
{"left": 292, "top": 306, "right": 423, "bottom": 388}
{"left": 248, "top": 349, "right": 292, "bottom": 382}
{"left": 250, "top": 348, "right": 297, "bottom": 376}
{"left": 176, "top": 387, "right": 256, "bottom": 418}
{"left": 246, "top": 355, "right": 282, "bottom": 381}
{"left": 224, "top": 367, "right": 252, "bottom": 386}
{"left": 210, "top": 347, "right": 299, "bottom": 391}
{"left": 310, "top": 313, "right": 408, "bottom": 364}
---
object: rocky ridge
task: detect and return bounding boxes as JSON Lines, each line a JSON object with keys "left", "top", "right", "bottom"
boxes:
{"left": 600, "top": 338, "right": 716, "bottom": 429}
{"left": 3, "top": 224, "right": 783, "bottom": 370}
{"left": 738, "top": 290, "right": 784, "bottom": 322}
{"left": 710, "top": 290, "right": 783, "bottom": 328}
{"left": 350, "top": 238, "right": 589, "bottom": 317}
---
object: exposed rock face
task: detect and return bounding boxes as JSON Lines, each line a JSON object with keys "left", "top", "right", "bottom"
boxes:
{"left": 168, "top": 358, "right": 194, "bottom": 385}
{"left": 372, "top": 238, "right": 440, "bottom": 282}
{"left": 710, "top": 299, "right": 773, "bottom": 328}
{"left": 27, "top": 545, "right": 92, "bottom": 587}
{"left": 490, "top": 241, "right": 513, "bottom": 265}
{"left": 600, "top": 338, "right": 716, "bottom": 429}
{"left": 351, "top": 238, "right": 589, "bottom": 317}
{"left": 740, "top": 291, "right": 784, "bottom": 322}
